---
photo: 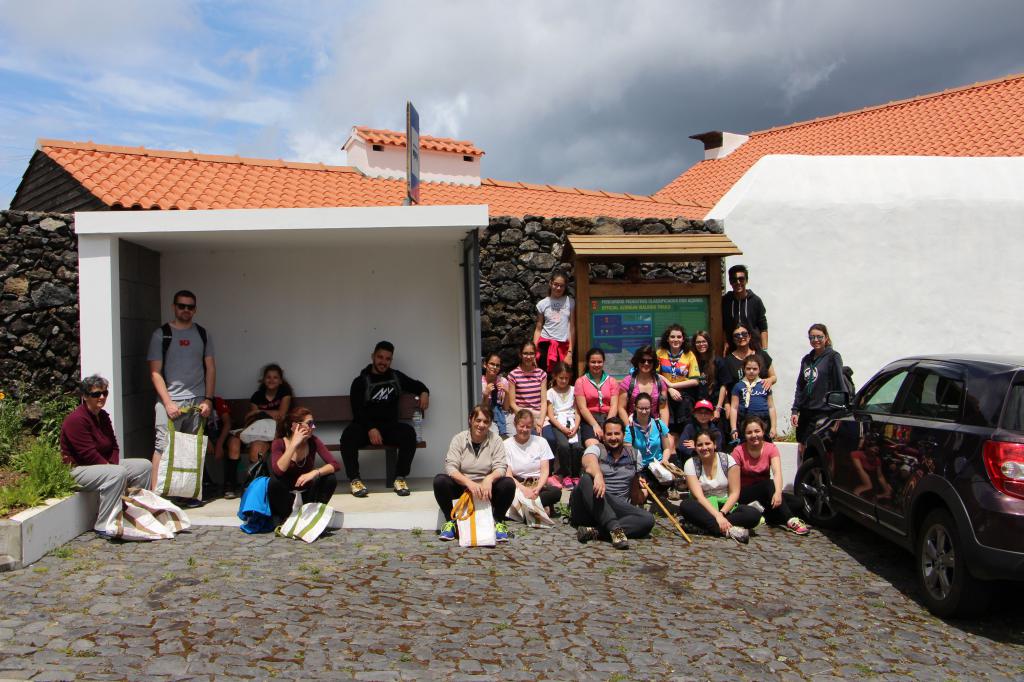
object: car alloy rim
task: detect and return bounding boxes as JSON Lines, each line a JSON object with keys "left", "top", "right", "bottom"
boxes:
{"left": 921, "top": 524, "right": 955, "bottom": 601}
{"left": 799, "top": 465, "right": 835, "bottom": 520}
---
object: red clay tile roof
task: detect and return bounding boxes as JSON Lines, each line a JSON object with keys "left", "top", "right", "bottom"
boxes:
{"left": 35, "top": 139, "right": 705, "bottom": 218}
{"left": 655, "top": 73, "right": 1024, "bottom": 210}
{"left": 352, "top": 126, "right": 485, "bottom": 157}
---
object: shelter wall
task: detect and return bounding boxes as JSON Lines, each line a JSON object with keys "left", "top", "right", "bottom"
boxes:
{"left": 159, "top": 240, "right": 465, "bottom": 480}
{"left": 709, "top": 155, "right": 1024, "bottom": 427}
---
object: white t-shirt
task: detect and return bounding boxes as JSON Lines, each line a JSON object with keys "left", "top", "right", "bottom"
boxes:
{"left": 503, "top": 434, "right": 554, "bottom": 479}
{"left": 682, "top": 453, "right": 737, "bottom": 497}
{"left": 536, "top": 295, "right": 574, "bottom": 341}
{"left": 547, "top": 387, "right": 575, "bottom": 425}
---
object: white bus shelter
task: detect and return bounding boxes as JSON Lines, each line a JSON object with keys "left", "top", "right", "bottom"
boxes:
{"left": 75, "top": 205, "right": 487, "bottom": 481}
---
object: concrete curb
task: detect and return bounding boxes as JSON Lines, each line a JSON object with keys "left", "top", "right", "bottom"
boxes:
{"left": 0, "top": 492, "right": 97, "bottom": 571}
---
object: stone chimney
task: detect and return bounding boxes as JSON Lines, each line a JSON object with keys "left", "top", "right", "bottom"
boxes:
{"left": 343, "top": 126, "right": 484, "bottom": 186}
{"left": 689, "top": 131, "right": 750, "bottom": 160}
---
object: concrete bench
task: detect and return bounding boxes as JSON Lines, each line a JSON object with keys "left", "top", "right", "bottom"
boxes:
{"left": 224, "top": 394, "right": 426, "bottom": 487}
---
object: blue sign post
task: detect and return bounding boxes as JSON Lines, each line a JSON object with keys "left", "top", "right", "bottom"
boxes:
{"left": 406, "top": 101, "right": 420, "bottom": 205}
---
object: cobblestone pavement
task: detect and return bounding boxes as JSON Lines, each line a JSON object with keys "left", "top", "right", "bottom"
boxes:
{"left": 1, "top": 519, "right": 1022, "bottom": 681}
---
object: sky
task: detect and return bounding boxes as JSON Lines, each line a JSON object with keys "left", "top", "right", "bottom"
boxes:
{"left": 1, "top": 0, "right": 1023, "bottom": 209}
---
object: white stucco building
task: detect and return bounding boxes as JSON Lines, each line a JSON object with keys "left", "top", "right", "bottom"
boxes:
{"left": 655, "top": 74, "right": 1024, "bottom": 423}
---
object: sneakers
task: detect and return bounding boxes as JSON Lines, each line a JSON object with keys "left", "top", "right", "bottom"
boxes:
{"left": 350, "top": 479, "right": 368, "bottom": 498}
{"left": 439, "top": 521, "right": 457, "bottom": 541}
{"left": 576, "top": 526, "right": 599, "bottom": 544}
{"left": 786, "top": 517, "right": 810, "bottom": 536}
{"left": 223, "top": 485, "right": 238, "bottom": 500}
{"left": 495, "top": 522, "right": 511, "bottom": 543}
{"left": 547, "top": 476, "right": 563, "bottom": 490}
{"left": 610, "top": 527, "right": 629, "bottom": 550}
{"left": 727, "top": 526, "right": 750, "bottom": 544}
{"left": 393, "top": 477, "right": 410, "bottom": 496}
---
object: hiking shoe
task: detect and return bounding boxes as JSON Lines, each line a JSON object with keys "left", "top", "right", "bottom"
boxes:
{"left": 727, "top": 526, "right": 750, "bottom": 544}
{"left": 495, "top": 522, "right": 511, "bottom": 543}
{"left": 786, "top": 517, "right": 810, "bottom": 536}
{"left": 610, "top": 527, "right": 629, "bottom": 550}
{"left": 223, "top": 485, "right": 238, "bottom": 500}
{"left": 393, "top": 477, "right": 410, "bottom": 496}
{"left": 439, "top": 521, "right": 457, "bottom": 541}
{"left": 576, "top": 526, "right": 599, "bottom": 544}
{"left": 350, "top": 479, "right": 368, "bottom": 498}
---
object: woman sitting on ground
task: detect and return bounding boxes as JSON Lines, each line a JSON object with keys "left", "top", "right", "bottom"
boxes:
{"left": 482, "top": 353, "right": 512, "bottom": 438}
{"left": 267, "top": 407, "right": 339, "bottom": 521}
{"left": 622, "top": 392, "right": 672, "bottom": 495}
{"left": 507, "top": 341, "right": 548, "bottom": 435}
{"left": 677, "top": 430, "right": 761, "bottom": 544}
{"left": 618, "top": 345, "right": 670, "bottom": 425}
{"left": 730, "top": 416, "right": 809, "bottom": 536}
{"left": 675, "top": 399, "right": 723, "bottom": 462}
{"left": 504, "top": 409, "right": 563, "bottom": 516}
{"left": 433, "top": 405, "right": 516, "bottom": 542}
{"left": 575, "top": 347, "right": 620, "bottom": 447}
{"left": 60, "top": 375, "right": 153, "bottom": 536}
{"left": 224, "top": 363, "right": 293, "bottom": 498}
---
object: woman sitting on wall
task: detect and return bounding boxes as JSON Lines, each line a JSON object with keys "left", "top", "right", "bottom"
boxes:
{"left": 677, "top": 430, "right": 761, "bottom": 543}
{"left": 575, "top": 347, "right": 620, "bottom": 447}
{"left": 507, "top": 341, "right": 548, "bottom": 435}
{"left": 618, "top": 344, "right": 670, "bottom": 425}
{"left": 224, "top": 363, "right": 293, "bottom": 498}
{"left": 504, "top": 409, "right": 563, "bottom": 515}
{"left": 730, "top": 416, "right": 809, "bottom": 536}
{"left": 267, "top": 407, "right": 339, "bottom": 521}
{"left": 59, "top": 374, "right": 152, "bottom": 536}
{"left": 434, "top": 405, "right": 515, "bottom": 542}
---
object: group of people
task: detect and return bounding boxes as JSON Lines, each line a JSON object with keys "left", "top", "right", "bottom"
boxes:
{"left": 60, "top": 267, "right": 849, "bottom": 549}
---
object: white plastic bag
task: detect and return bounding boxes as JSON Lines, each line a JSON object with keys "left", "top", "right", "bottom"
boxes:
{"left": 508, "top": 488, "right": 555, "bottom": 528}
{"left": 239, "top": 418, "right": 276, "bottom": 444}
{"left": 108, "top": 489, "right": 191, "bottom": 541}
{"left": 452, "top": 492, "right": 496, "bottom": 547}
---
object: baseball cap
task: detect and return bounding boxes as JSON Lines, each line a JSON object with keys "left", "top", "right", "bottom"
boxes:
{"left": 694, "top": 400, "right": 715, "bottom": 412}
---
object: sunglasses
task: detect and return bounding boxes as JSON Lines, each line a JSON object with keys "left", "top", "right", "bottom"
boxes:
{"left": 175, "top": 302, "right": 197, "bottom": 310}
{"left": 639, "top": 358, "right": 655, "bottom": 365}
{"left": 730, "top": 276, "right": 747, "bottom": 283}
{"left": 809, "top": 335, "right": 825, "bottom": 341}
{"left": 733, "top": 332, "right": 749, "bottom": 339}
{"left": 87, "top": 390, "right": 109, "bottom": 398}
{"left": 301, "top": 421, "right": 316, "bottom": 430}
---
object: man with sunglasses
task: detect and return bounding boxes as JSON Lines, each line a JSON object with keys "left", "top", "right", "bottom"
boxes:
{"left": 146, "top": 289, "right": 216, "bottom": 496}
{"left": 720, "top": 264, "right": 768, "bottom": 355}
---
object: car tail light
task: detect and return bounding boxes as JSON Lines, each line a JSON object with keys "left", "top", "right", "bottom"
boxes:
{"left": 983, "top": 440, "right": 1024, "bottom": 500}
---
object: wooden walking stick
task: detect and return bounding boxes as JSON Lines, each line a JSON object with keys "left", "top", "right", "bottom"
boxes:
{"left": 640, "top": 477, "right": 692, "bottom": 544}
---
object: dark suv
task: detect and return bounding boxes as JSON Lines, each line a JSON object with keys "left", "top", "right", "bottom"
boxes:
{"left": 795, "top": 355, "right": 1024, "bottom": 617}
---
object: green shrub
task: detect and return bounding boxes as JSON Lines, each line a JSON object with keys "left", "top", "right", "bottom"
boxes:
{"left": 0, "top": 477, "right": 43, "bottom": 516}
{"left": 13, "top": 436, "right": 78, "bottom": 501}
{"left": 37, "top": 394, "right": 77, "bottom": 444}
{"left": 0, "top": 393, "right": 26, "bottom": 469}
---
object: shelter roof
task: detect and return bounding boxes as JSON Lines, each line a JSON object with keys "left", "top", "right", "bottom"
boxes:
{"left": 564, "top": 233, "right": 741, "bottom": 261}
{"left": 27, "top": 139, "right": 706, "bottom": 219}
{"left": 655, "top": 73, "right": 1024, "bottom": 210}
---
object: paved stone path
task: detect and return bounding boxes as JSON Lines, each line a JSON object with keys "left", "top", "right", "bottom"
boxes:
{"left": 1, "top": 520, "right": 1022, "bottom": 681}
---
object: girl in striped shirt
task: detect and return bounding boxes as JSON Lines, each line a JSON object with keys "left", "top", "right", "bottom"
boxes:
{"left": 508, "top": 341, "right": 548, "bottom": 435}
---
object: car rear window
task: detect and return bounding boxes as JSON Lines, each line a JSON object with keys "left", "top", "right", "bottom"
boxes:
{"left": 1002, "top": 384, "right": 1024, "bottom": 433}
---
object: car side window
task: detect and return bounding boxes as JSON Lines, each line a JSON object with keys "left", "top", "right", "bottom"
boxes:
{"left": 857, "top": 370, "right": 909, "bottom": 414}
{"left": 1002, "top": 383, "right": 1024, "bottom": 433}
{"left": 900, "top": 371, "right": 964, "bottom": 421}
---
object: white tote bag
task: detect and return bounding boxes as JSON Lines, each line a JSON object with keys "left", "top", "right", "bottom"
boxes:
{"left": 108, "top": 489, "right": 191, "bottom": 541}
{"left": 239, "top": 418, "right": 277, "bottom": 444}
{"left": 277, "top": 492, "right": 333, "bottom": 543}
{"left": 508, "top": 487, "right": 555, "bottom": 528}
{"left": 647, "top": 460, "right": 676, "bottom": 484}
{"left": 452, "top": 492, "right": 496, "bottom": 547}
{"left": 157, "top": 409, "right": 208, "bottom": 500}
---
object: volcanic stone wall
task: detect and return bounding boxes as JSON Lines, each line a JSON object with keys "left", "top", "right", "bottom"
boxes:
{"left": 0, "top": 210, "right": 79, "bottom": 400}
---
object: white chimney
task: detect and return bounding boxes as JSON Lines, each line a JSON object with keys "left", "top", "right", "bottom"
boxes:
{"left": 342, "top": 126, "right": 483, "bottom": 186}
{"left": 689, "top": 131, "right": 750, "bottom": 160}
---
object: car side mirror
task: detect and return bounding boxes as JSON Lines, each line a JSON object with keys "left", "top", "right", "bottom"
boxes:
{"left": 826, "top": 390, "right": 850, "bottom": 410}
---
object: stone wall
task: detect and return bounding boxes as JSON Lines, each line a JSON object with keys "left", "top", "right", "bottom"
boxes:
{"left": 0, "top": 211, "right": 79, "bottom": 400}
{"left": 480, "top": 215, "right": 717, "bottom": 368}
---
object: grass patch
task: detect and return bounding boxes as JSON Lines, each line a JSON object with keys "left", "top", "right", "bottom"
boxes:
{"left": 50, "top": 546, "right": 75, "bottom": 559}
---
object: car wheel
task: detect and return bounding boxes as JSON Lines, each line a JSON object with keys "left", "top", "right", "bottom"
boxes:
{"left": 794, "top": 457, "right": 845, "bottom": 529}
{"left": 915, "top": 508, "right": 991, "bottom": 618}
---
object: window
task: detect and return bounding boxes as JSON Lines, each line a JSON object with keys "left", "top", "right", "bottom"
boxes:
{"left": 900, "top": 371, "right": 964, "bottom": 421}
{"left": 858, "top": 370, "right": 909, "bottom": 414}
{"left": 1002, "top": 384, "right": 1024, "bottom": 433}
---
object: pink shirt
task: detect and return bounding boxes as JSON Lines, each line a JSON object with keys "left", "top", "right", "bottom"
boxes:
{"left": 730, "top": 442, "right": 781, "bottom": 488}
{"left": 574, "top": 374, "right": 619, "bottom": 415}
